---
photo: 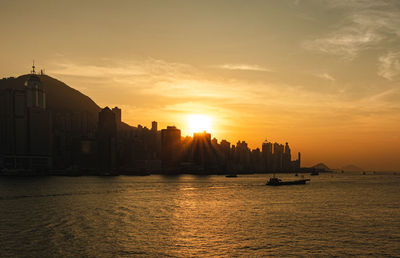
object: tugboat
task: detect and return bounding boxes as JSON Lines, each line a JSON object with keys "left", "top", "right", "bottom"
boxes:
{"left": 266, "top": 176, "right": 310, "bottom": 186}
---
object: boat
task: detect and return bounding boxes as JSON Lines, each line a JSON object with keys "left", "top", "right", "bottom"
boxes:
{"left": 226, "top": 174, "right": 237, "bottom": 178}
{"left": 310, "top": 171, "right": 319, "bottom": 176}
{"left": 266, "top": 177, "right": 310, "bottom": 186}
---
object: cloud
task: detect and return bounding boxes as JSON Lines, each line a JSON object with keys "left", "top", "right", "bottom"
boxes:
{"left": 315, "top": 73, "right": 335, "bottom": 81}
{"left": 325, "top": 0, "right": 389, "bottom": 9}
{"left": 303, "top": 31, "right": 381, "bottom": 60}
{"left": 303, "top": 1, "right": 400, "bottom": 60}
{"left": 48, "top": 57, "right": 400, "bottom": 130}
{"left": 51, "top": 58, "right": 192, "bottom": 80}
{"left": 212, "top": 64, "right": 272, "bottom": 72}
{"left": 378, "top": 52, "right": 400, "bottom": 80}
{"left": 50, "top": 58, "right": 264, "bottom": 104}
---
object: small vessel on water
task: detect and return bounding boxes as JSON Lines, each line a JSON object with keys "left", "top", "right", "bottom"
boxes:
{"left": 310, "top": 171, "right": 319, "bottom": 176}
{"left": 266, "top": 177, "right": 310, "bottom": 186}
{"left": 226, "top": 174, "right": 238, "bottom": 178}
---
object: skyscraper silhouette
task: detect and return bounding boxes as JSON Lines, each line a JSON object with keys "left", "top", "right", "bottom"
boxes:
{"left": 192, "top": 131, "right": 214, "bottom": 172}
{"left": 151, "top": 121, "right": 157, "bottom": 132}
{"left": 161, "top": 126, "right": 181, "bottom": 171}
{"left": 97, "top": 107, "right": 117, "bottom": 174}
{"left": 0, "top": 66, "right": 51, "bottom": 173}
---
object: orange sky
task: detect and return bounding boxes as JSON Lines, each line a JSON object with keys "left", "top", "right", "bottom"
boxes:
{"left": 1, "top": 0, "right": 400, "bottom": 171}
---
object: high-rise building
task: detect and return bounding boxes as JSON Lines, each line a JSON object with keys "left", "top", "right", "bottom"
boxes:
{"left": 220, "top": 140, "right": 231, "bottom": 158}
{"left": 192, "top": 131, "right": 214, "bottom": 171}
{"left": 193, "top": 131, "right": 211, "bottom": 142}
{"left": 112, "top": 107, "right": 121, "bottom": 128}
{"left": 251, "top": 148, "right": 263, "bottom": 172}
{"left": 283, "top": 142, "right": 292, "bottom": 171}
{"left": 151, "top": 121, "right": 157, "bottom": 132}
{"left": 25, "top": 71, "right": 46, "bottom": 109}
{"left": 0, "top": 66, "right": 52, "bottom": 172}
{"left": 262, "top": 141, "right": 273, "bottom": 172}
{"left": 161, "top": 126, "right": 181, "bottom": 170}
{"left": 273, "top": 143, "right": 284, "bottom": 171}
{"left": 297, "top": 152, "right": 301, "bottom": 169}
{"left": 97, "top": 107, "right": 117, "bottom": 173}
{"left": 219, "top": 139, "right": 231, "bottom": 172}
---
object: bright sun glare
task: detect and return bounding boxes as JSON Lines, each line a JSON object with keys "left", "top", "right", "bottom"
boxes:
{"left": 187, "top": 114, "right": 212, "bottom": 134}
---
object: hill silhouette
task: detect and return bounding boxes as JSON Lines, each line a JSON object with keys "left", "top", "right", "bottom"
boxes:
{"left": 0, "top": 74, "right": 134, "bottom": 130}
{"left": 0, "top": 74, "right": 100, "bottom": 115}
{"left": 312, "top": 163, "right": 330, "bottom": 171}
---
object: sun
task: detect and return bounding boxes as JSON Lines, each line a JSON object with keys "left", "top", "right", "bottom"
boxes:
{"left": 187, "top": 114, "right": 212, "bottom": 134}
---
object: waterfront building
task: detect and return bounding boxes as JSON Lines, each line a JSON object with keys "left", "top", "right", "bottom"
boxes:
{"left": 0, "top": 65, "right": 52, "bottom": 171}
{"left": 161, "top": 126, "right": 181, "bottom": 170}
{"left": 97, "top": 107, "right": 117, "bottom": 173}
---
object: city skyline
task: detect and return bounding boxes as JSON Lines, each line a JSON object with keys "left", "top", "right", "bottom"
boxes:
{"left": 1, "top": 2, "right": 399, "bottom": 257}
{"left": 0, "top": 69, "right": 303, "bottom": 175}
{"left": 1, "top": 0, "right": 400, "bottom": 171}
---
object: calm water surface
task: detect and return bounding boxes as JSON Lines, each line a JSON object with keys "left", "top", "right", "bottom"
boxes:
{"left": 0, "top": 173, "right": 399, "bottom": 257}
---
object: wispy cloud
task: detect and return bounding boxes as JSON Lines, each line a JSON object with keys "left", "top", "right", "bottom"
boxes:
{"left": 213, "top": 64, "right": 272, "bottom": 72}
{"left": 48, "top": 57, "right": 400, "bottom": 127}
{"left": 326, "top": 0, "right": 389, "bottom": 9}
{"left": 50, "top": 58, "right": 261, "bottom": 103}
{"left": 52, "top": 58, "right": 192, "bottom": 80}
{"left": 303, "top": 1, "right": 400, "bottom": 60}
{"left": 314, "top": 72, "right": 335, "bottom": 81}
{"left": 303, "top": 31, "right": 381, "bottom": 60}
{"left": 378, "top": 52, "right": 400, "bottom": 81}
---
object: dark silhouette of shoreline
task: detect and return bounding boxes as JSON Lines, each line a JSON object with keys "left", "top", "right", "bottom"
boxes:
{"left": 0, "top": 68, "right": 312, "bottom": 177}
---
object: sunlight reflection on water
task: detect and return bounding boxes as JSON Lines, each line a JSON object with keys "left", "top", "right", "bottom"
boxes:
{"left": 0, "top": 173, "right": 399, "bottom": 256}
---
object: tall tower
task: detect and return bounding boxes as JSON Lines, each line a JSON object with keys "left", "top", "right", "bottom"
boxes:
{"left": 25, "top": 61, "right": 46, "bottom": 109}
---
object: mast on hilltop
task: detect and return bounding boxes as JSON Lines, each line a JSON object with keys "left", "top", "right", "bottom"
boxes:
{"left": 31, "top": 60, "right": 36, "bottom": 74}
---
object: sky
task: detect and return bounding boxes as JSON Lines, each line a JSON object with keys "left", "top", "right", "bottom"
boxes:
{"left": 1, "top": 0, "right": 400, "bottom": 171}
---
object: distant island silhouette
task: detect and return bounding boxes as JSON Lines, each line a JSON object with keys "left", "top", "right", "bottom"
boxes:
{"left": 312, "top": 163, "right": 330, "bottom": 171}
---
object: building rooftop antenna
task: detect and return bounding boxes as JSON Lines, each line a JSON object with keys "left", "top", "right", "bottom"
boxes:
{"left": 31, "top": 60, "right": 36, "bottom": 74}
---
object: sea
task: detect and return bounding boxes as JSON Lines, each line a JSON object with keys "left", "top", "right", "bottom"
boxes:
{"left": 0, "top": 173, "right": 399, "bottom": 257}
